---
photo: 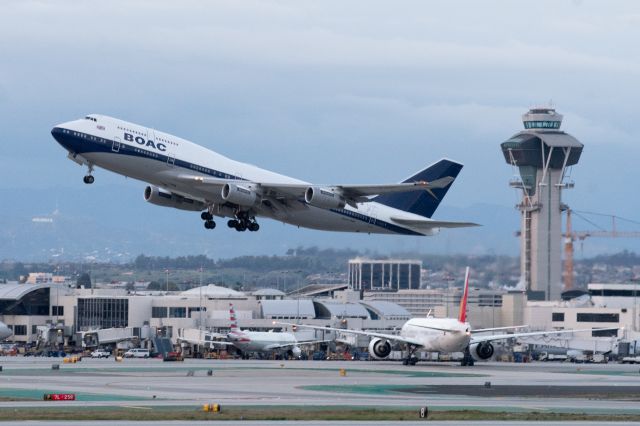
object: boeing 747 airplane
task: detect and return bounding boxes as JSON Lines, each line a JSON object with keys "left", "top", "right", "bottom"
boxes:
{"left": 51, "top": 114, "right": 477, "bottom": 234}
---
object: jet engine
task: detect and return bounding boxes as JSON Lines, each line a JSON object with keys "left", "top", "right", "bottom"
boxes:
{"left": 221, "top": 183, "right": 259, "bottom": 207}
{"left": 304, "top": 187, "right": 346, "bottom": 209}
{"left": 368, "top": 338, "right": 392, "bottom": 360}
{"left": 469, "top": 342, "right": 494, "bottom": 360}
{"left": 144, "top": 186, "right": 205, "bottom": 211}
{"left": 288, "top": 346, "right": 302, "bottom": 359}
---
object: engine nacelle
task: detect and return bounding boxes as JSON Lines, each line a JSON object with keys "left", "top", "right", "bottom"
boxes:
{"left": 144, "top": 186, "right": 205, "bottom": 212}
{"left": 288, "top": 346, "right": 302, "bottom": 359}
{"left": 368, "top": 338, "right": 392, "bottom": 360}
{"left": 221, "top": 183, "right": 259, "bottom": 207}
{"left": 469, "top": 342, "right": 494, "bottom": 360}
{"left": 304, "top": 187, "right": 346, "bottom": 209}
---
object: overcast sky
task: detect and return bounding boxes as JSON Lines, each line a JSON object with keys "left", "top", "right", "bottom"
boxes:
{"left": 1, "top": 1, "right": 639, "bottom": 257}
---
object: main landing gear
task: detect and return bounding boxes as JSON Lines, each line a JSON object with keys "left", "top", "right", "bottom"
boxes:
{"left": 227, "top": 211, "right": 260, "bottom": 232}
{"left": 200, "top": 210, "right": 216, "bottom": 230}
{"left": 83, "top": 164, "right": 95, "bottom": 184}
{"left": 461, "top": 346, "right": 475, "bottom": 367}
{"left": 402, "top": 345, "right": 419, "bottom": 366}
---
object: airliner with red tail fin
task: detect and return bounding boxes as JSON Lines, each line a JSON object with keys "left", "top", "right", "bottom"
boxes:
{"left": 279, "top": 267, "right": 620, "bottom": 366}
{"left": 213, "top": 304, "right": 328, "bottom": 358}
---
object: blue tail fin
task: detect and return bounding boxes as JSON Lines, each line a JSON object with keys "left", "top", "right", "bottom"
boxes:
{"left": 373, "top": 159, "right": 462, "bottom": 218}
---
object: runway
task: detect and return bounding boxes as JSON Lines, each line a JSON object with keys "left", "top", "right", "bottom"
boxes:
{"left": 0, "top": 357, "right": 639, "bottom": 416}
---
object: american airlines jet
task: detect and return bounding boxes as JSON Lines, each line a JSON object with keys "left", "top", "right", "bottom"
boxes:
{"left": 279, "top": 268, "right": 620, "bottom": 366}
{"left": 51, "top": 114, "right": 477, "bottom": 234}
{"left": 211, "top": 304, "right": 327, "bottom": 358}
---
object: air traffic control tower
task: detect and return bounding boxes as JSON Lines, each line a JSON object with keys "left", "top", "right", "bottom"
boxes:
{"left": 500, "top": 108, "right": 583, "bottom": 300}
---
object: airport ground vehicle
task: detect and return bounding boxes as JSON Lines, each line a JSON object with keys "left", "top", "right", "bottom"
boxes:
{"left": 621, "top": 356, "right": 640, "bottom": 364}
{"left": 91, "top": 349, "right": 111, "bottom": 358}
{"left": 124, "top": 348, "right": 150, "bottom": 358}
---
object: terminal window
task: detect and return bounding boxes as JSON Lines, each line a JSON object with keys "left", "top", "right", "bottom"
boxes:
{"left": 13, "top": 325, "right": 27, "bottom": 335}
{"left": 152, "top": 307, "right": 167, "bottom": 318}
{"left": 592, "top": 328, "right": 618, "bottom": 337}
{"left": 576, "top": 313, "right": 619, "bottom": 323}
{"left": 52, "top": 305, "right": 64, "bottom": 316}
{"left": 77, "top": 298, "right": 129, "bottom": 330}
{"left": 169, "top": 307, "right": 186, "bottom": 318}
{"left": 552, "top": 312, "right": 565, "bottom": 322}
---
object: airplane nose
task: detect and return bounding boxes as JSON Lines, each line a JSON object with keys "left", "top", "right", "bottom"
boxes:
{"left": 51, "top": 126, "right": 67, "bottom": 146}
{"left": 0, "top": 325, "right": 11, "bottom": 340}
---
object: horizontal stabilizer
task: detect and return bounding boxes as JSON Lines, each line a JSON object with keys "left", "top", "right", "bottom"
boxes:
{"left": 390, "top": 217, "right": 480, "bottom": 228}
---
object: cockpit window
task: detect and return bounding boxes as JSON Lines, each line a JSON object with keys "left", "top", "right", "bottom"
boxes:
{"left": 84, "top": 116, "right": 97, "bottom": 122}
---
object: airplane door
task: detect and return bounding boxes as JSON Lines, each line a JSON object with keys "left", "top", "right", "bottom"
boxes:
{"left": 167, "top": 151, "right": 175, "bottom": 167}
{"left": 366, "top": 204, "right": 377, "bottom": 225}
{"left": 112, "top": 136, "right": 121, "bottom": 153}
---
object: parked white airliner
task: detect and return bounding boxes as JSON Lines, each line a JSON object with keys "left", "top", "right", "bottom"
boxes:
{"left": 51, "top": 114, "right": 477, "bottom": 234}
{"left": 212, "top": 304, "right": 326, "bottom": 358}
{"left": 279, "top": 268, "right": 620, "bottom": 366}
{"left": 0, "top": 321, "right": 12, "bottom": 340}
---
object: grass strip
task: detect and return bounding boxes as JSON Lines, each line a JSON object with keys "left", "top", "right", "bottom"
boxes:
{"left": 0, "top": 406, "right": 640, "bottom": 421}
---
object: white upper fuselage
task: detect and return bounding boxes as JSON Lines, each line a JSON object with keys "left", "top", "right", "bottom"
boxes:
{"left": 227, "top": 329, "right": 297, "bottom": 352}
{"left": 51, "top": 114, "right": 440, "bottom": 236}
{"left": 401, "top": 318, "right": 471, "bottom": 352}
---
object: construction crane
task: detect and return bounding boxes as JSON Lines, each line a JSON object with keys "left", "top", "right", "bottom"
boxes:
{"left": 564, "top": 208, "right": 640, "bottom": 291}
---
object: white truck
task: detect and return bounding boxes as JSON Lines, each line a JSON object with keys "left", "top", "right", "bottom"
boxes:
{"left": 90, "top": 349, "right": 111, "bottom": 358}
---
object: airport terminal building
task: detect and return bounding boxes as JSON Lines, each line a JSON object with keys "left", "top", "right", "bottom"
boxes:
{"left": 0, "top": 279, "right": 637, "bottom": 355}
{"left": 0, "top": 282, "right": 411, "bottom": 350}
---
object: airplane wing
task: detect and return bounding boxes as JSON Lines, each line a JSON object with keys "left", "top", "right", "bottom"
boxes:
{"left": 390, "top": 217, "right": 480, "bottom": 229}
{"left": 471, "top": 327, "right": 621, "bottom": 344}
{"left": 275, "top": 322, "right": 423, "bottom": 347}
{"left": 472, "top": 325, "right": 528, "bottom": 333}
{"left": 262, "top": 340, "right": 332, "bottom": 351}
{"left": 176, "top": 174, "right": 456, "bottom": 206}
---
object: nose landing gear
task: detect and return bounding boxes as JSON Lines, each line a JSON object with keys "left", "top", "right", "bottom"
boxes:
{"left": 83, "top": 164, "right": 95, "bottom": 184}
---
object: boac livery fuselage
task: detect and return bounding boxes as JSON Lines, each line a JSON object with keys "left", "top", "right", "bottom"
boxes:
{"left": 51, "top": 114, "right": 477, "bottom": 234}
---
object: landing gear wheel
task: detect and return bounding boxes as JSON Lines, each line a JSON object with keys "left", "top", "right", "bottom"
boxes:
{"left": 248, "top": 222, "right": 260, "bottom": 232}
{"left": 201, "top": 212, "right": 213, "bottom": 221}
{"left": 227, "top": 219, "right": 238, "bottom": 228}
{"left": 204, "top": 220, "right": 216, "bottom": 229}
{"left": 461, "top": 347, "right": 474, "bottom": 367}
{"left": 409, "top": 357, "right": 418, "bottom": 366}
{"left": 83, "top": 175, "right": 94, "bottom": 184}
{"left": 235, "top": 222, "right": 247, "bottom": 232}
{"left": 402, "top": 359, "right": 409, "bottom": 366}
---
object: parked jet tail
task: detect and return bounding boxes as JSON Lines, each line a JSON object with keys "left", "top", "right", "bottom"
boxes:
{"left": 373, "top": 159, "right": 462, "bottom": 218}
{"left": 229, "top": 303, "right": 239, "bottom": 332}
{"left": 459, "top": 267, "right": 470, "bottom": 323}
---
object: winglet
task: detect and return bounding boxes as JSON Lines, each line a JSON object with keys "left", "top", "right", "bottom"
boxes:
{"left": 229, "top": 303, "right": 239, "bottom": 331}
{"left": 458, "top": 267, "right": 470, "bottom": 323}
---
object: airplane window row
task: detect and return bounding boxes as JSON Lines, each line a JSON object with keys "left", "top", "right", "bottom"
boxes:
{"left": 156, "top": 136, "right": 178, "bottom": 147}
{"left": 117, "top": 125, "right": 144, "bottom": 136}
{"left": 133, "top": 147, "right": 159, "bottom": 159}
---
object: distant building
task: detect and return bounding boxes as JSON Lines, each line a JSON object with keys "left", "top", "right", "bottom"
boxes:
{"left": 25, "top": 273, "right": 66, "bottom": 284}
{"left": 348, "top": 258, "right": 421, "bottom": 292}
